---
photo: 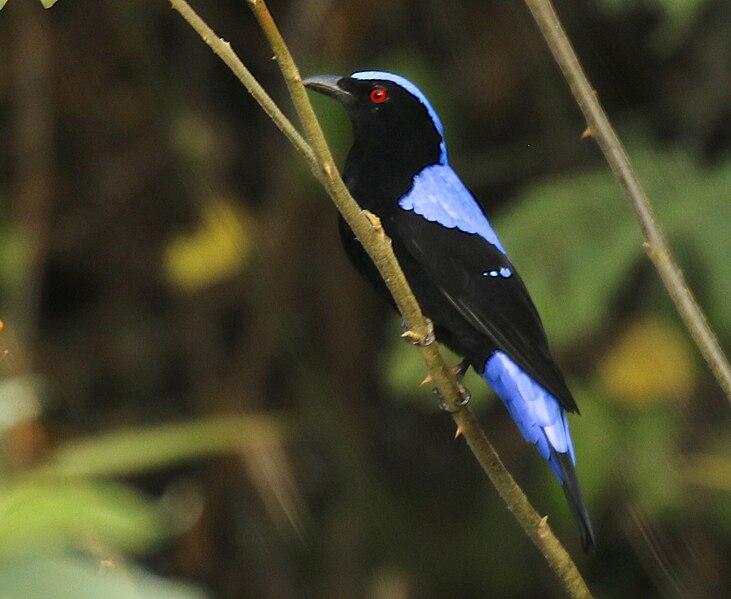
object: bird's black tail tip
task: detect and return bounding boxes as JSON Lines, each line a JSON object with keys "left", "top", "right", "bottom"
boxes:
{"left": 554, "top": 451, "right": 596, "bottom": 553}
{"left": 573, "top": 503, "right": 596, "bottom": 553}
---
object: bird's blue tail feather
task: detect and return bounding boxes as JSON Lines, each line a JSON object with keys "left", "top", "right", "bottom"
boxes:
{"left": 483, "top": 350, "right": 595, "bottom": 551}
{"left": 483, "top": 351, "right": 576, "bottom": 481}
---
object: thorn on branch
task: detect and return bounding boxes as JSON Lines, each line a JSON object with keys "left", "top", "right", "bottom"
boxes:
{"left": 580, "top": 127, "right": 592, "bottom": 139}
{"left": 362, "top": 209, "right": 383, "bottom": 231}
{"left": 401, "top": 329, "right": 431, "bottom": 345}
{"left": 538, "top": 516, "right": 550, "bottom": 540}
{"left": 400, "top": 318, "right": 435, "bottom": 346}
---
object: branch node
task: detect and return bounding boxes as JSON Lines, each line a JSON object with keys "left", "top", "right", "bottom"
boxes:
{"left": 538, "top": 515, "right": 551, "bottom": 540}
{"left": 362, "top": 209, "right": 383, "bottom": 231}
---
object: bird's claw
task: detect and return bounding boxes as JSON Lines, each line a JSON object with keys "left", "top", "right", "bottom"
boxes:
{"left": 433, "top": 384, "right": 471, "bottom": 413}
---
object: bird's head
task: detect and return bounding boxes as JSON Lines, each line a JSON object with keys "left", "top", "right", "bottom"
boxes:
{"left": 304, "top": 71, "right": 448, "bottom": 168}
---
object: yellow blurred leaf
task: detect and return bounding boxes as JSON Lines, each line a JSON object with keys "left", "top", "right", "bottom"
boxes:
{"left": 678, "top": 453, "right": 731, "bottom": 493}
{"left": 164, "top": 199, "right": 251, "bottom": 292}
{"left": 598, "top": 317, "right": 695, "bottom": 408}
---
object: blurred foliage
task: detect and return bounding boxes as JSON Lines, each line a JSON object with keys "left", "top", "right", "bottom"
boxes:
{"left": 0, "top": 413, "right": 287, "bottom": 598}
{"left": 598, "top": 317, "right": 695, "bottom": 406}
{"left": 500, "top": 141, "right": 731, "bottom": 346}
{"left": 164, "top": 199, "right": 252, "bottom": 292}
{"left": 0, "top": 0, "right": 59, "bottom": 10}
{"left": 594, "top": 0, "right": 710, "bottom": 51}
{"left": 0, "top": 478, "right": 168, "bottom": 557}
{"left": 1, "top": 0, "right": 730, "bottom": 598}
{"left": 41, "top": 413, "right": 287, "bottom": 478}
{"left": 0, "top": 554, "right": 207, "bottom": 599}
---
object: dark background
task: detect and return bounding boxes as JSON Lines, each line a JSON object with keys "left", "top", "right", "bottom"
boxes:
{"left": 0, "top": 0, "right": 729, "bottom": 597}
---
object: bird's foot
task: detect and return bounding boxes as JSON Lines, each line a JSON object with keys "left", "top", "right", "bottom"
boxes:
{"left": 400, "top": 319, "right": 435, "bottom": 347}
{"left": 433, "top": 381, "right": 471, "bottom": 413}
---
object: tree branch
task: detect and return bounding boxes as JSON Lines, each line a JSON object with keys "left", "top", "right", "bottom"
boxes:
{"left": 170, "top": 1, "right": 594, "bottom": 597}
{"left": 522, "top": 0, "right": 731, "bottom": 403}
{"left": 169, "top": 0, "right": 314, "bottom": 165}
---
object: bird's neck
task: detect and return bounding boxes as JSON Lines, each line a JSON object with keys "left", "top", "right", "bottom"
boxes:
{"left": 343, "top": 142, "right": 438, "bottom": 218}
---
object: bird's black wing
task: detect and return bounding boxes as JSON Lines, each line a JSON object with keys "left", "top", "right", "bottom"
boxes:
{"left": 394, "top": 209, "right": 578, "bottom": 413}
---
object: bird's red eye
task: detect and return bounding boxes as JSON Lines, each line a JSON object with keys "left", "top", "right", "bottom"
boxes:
{"left": 369, "top": 87, "right": 388, "bottom": 104}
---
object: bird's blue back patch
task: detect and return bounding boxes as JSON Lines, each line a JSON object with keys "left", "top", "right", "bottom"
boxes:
{"left": 398, "top": 164, "right": 506, "bottom": 253}
{"left": 351, "top": 71, "right": 447, "bottom": 163}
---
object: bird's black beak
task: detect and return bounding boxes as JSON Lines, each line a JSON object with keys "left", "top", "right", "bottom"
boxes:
{"left": 303, "top": 74, "right": 354, "bottom": 104}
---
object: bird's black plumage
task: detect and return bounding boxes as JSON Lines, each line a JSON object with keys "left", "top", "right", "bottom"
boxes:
{"left": 306, "top": 71, "right": 594, "bottom": 551}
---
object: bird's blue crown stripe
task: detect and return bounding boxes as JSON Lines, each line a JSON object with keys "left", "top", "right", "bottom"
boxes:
{"left": 352, "top": 70, "right": 448, "bottom": 163}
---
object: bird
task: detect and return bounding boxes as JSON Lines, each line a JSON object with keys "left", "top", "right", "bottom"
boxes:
{"left": 304, "top": 71, "right": 595, "bottom": 552}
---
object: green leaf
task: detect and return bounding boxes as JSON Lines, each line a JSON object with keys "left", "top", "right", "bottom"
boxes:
{"left": 40, "top": 0, "right": 60, "bottom": 8}
{"left": 0, "top": 479, "right": 168, "bottom": 557}
{"left": 495, "top": 163, "right": 640, "bottom": 348}
{"left": 0, "top": 554, "right": 208, "bottom": 599}
{"left": 496, "top": 143, "right": 731, "bottom": 348}
{"left": 40, "top": 413, "right": 288, "bottom": 478}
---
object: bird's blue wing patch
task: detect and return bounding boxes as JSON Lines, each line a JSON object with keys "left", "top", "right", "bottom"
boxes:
{"left": 484, "top": 350, "right": 576, "bottom": 482}
{"left": 398, "top": 164, "right": 506, "bottom": 254}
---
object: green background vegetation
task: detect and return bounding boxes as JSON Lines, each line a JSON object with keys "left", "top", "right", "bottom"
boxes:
{"left": 0, "top": 0, "right": 729, "bottom": 597}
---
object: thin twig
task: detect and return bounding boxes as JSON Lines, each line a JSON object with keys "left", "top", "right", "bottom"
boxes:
{"left": 169, "top": 0, "right": 314, "bottom": 164}
{"left": 243, "top": 0, "right": 445, "bottom": 384}
{"left": 170, "top": 1, "right": 594, "bottom": 597}
{"left": 522, "top": 0, "right": 731, "bottom": 403}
